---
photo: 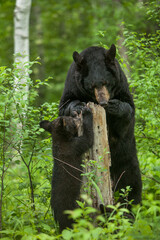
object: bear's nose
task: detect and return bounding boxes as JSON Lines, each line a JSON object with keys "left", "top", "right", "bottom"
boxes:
{"left": 99, "top": 101, "right": 108, "bottom": 108}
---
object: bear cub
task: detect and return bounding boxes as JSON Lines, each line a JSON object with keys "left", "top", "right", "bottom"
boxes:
{"left": 40, "top": 107, "right": 93, "bottom": 231}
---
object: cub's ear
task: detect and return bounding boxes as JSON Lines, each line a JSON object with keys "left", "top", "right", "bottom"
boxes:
{"left": 40, "top": 120, "right": 52, "bottom": 133}
{"left": 73, "top": 51, "right": 84, "bottom": 66}
{"left": 106, "top": 44, "right": 116, "bottom": 62}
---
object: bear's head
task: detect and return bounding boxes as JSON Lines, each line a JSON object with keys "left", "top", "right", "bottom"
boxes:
{"left": 72, "top": 44, "right": 124, "bottom": 107}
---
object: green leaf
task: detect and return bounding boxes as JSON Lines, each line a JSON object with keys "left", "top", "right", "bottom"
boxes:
{"left": 62, "top": 229, "right": 72, "bottom": 240}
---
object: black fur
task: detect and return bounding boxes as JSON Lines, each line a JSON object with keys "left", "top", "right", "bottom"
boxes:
{"left": 59, "top": 45, "right": 142, "bottom": 207}
{"left": 40, "top": 107, "right": 93, "bottom": 231}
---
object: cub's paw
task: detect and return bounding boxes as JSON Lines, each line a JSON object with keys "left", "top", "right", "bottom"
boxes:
{"left": 82, "top": 106, "right": 92, "bottom": 117}
{"left": 70, "top": 101, "right": 86, "bottom": 117}
{"left": 82, "top": 107, "right": 93, "bottom": 127}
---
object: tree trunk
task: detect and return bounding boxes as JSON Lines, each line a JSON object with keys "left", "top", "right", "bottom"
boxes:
{"left": 79, "top": 102, "right": 113, "bottom": 209}
{"left": 14, "top": 0, "right": 32, "bottom": 99}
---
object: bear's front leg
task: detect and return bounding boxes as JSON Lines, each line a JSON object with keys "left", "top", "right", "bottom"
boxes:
{"left": 106, "top": 99, "right": 134, "bottom": 137}
{"left": 107, "top": 99, "right": 133, "bottom": 119}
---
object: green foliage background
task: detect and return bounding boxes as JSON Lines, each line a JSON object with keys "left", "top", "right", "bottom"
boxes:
{"left": 0, "top": 0, "right": 158, "bottom": 103}
{"left": 0, "top": 0, "right": 160, "bottom": 239}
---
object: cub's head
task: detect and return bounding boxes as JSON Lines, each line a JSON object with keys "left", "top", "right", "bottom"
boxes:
{"left": 40, "top": 116, "right": 79, "bottom": 138}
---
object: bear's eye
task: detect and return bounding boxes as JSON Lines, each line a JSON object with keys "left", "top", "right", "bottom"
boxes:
{"left": 106, "top": 64, "right": 117, "bottom": 77}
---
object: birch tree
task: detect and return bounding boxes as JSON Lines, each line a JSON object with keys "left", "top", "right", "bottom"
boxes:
{"left": 14, "top": 0, "right": 32, "bottom": 102}
{"left": 13, "top": 0, "right": 32, "bottom": 153}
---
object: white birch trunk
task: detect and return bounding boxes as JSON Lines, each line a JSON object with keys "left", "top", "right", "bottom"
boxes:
{"left": 14, "top": 0, "right": 32, "bottom": 101}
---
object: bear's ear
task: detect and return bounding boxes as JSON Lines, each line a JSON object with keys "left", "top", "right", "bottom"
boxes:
{"left": 73, "top": 51, "right": 84, "bottom": 66}
{"left": 40, "top": 120, "right": 52, "bottom": 133}
{"left": 106, "top": 44, "right": 116, "bottom": 62}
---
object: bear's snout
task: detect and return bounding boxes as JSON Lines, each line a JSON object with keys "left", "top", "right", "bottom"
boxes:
{"left": 94, "top": 86, "right": 110, "bottom": 107}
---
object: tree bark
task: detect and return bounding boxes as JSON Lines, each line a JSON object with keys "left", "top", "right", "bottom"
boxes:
{"left": 14, "top": 0, "right": 32, "bottom": 99}
{"left": 78, "top": 102, "right": 113, "bottom": 209}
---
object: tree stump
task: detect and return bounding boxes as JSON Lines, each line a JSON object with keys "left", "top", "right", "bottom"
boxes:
{"left": 78, "top": 102, "right": 113, "bottom": 209}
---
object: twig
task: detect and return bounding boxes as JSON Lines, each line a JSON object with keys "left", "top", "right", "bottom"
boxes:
{"left": 44, "top": 204, "right": 51, "bottom": 220}
{"left": 54, "top": 156, "right": 84, "bottom": 173}
{"left": 58, "top": 99, "right": 70, "bottom": 111}
{"left": 13, "top": 196, "right": 28, "bottom": 208}
{"left": 114, "top": 171, "right": 126, "bottom": 193}
{"left": 61, "top": 165, "right": 83, "bottom": 183}
{"left": 141, "top": 172, "right": 160, "bottom": 184}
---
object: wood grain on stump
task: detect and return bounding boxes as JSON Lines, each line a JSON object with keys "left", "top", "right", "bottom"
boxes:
{"left": 78, "top": 102, "right": 113, "bottom": 209}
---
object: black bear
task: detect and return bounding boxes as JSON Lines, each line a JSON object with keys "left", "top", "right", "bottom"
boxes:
{"left": 59, "top": 44, "right": 142, "bottom": 207}
{"left": 40, "top": 107, "right": 93, "bottom": 231}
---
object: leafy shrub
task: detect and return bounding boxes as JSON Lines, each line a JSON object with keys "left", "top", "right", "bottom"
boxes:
{"left": 0, "top": 61, "right": 59, "bottom": 239}
{"left": 123, "top": 26, "right": 160, "bottom": 201}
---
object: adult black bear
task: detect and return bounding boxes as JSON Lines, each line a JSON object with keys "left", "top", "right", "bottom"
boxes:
{"left": 59, "top": 44, "right": 142, "bottom": 207}
{"left": 40, "top": 107, "right": 93, "bottom": 231}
